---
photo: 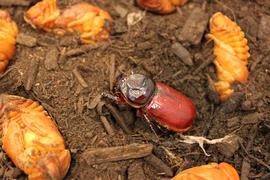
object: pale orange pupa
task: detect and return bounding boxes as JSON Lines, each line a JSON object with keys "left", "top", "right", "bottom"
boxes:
{"left": 0, "top": 10, "right": 18, "bottom": 73}
{"left": 24, "top": 0, "right": 60, "bottom": 32}
{"left": 171, "top": 162, "right": 240, "bottom": 180}
{"left": 136, "top": 0, "right": 188, "bottom": 14}
{"left": 24, "top": 0, "right": 112, "bottom": 44}
{"left": 207, "top": 12, "right": 250, "bottom": 101}
{"left": 0, "top": 94, "right": 71, "bottom": 180}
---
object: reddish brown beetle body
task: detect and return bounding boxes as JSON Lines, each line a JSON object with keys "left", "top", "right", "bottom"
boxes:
{"left": 115, "top": 74, "right": 196, "bottom": 132}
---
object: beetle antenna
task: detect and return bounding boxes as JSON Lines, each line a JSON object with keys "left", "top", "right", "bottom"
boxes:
{"left": 143, "top": 114, "right": 159, "bottom": 141}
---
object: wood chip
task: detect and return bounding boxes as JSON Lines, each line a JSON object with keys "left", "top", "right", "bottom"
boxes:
{"left": 87, "top": 94, "right": 102, "bottom": 109}
{"left": 65, "top": 43, "right": 105, "bottom": 57}
{"left": 16, "top": 33, "right": 37, "bottom": 47}
{"left": 137, "top": 41, "right": 153, "bottom": 50}
{"left": 72, "top": 67, "right": 88, "bottom": 88}
{"left": 128, "top": 161, "right": 146, "bottom": 180}
{"left": 44, "top": 48, "right": 59, "bottom": 71}
{"left": 193, "top": 54, "right": 214, "bottom": 75}
{"left": 109, "top": 55, "right": 116, "bottom": 91}
{"left": 23, "top": 58, "right": 40, "bottom": 91}
{"left": 100, "top": 116, "right": 115, "bottom": 136}
{"left": 177, "top": 7, "right": 209, "bottom": 46}
{"left": 114, "top": 5, "right": 128, "bottom": 18}
{"left": 171, "top": 42, "right": 193, "bottom": 66}
{"left": 144, "top": 154, "right": 173, "bottom": 177}
{"left": 258, "top": 14, "right": 270, "bottom": 41}
{"left": 97, "top": 101, "right": 115, "bottom": 136}
{"left": 241, "top": 112, "right": 264, "bottom": 125}
{"left": 216, "top": 135, "right": 241, "bottom": 158}
{"left": 80, "top": 143, "right": 153, "bottom": 165}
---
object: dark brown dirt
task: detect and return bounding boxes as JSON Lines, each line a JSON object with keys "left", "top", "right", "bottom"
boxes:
{"left": 0, "top": 0, "right": 270, "bottom": 179}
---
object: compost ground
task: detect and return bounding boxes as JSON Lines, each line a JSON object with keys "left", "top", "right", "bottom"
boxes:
{"left": 0, "top": 0, "right": 269, "bottom": 179}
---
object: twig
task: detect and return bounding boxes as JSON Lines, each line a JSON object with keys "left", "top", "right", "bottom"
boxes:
{"left": 24, "top": 58, "right": 40, "bottom": 91}
{"left": 240, "top": 124, "right": 258, "bottom": 180}
{"left": 214, "top": 0, "right": 236, "bottom": 22}
{"left": 72, "top": 66, "right": 88, "bottom": 88}
{"left": 128, "top": 161, "right": 146, "bottom": 180}
{"left": 59, "top": 43, "right": 109, "bottom": 66}
{"left": 87, "top": 93, "right": 102, "bottom": 109}
{"left": 261, "top": 173, "right": 270, "bottom": 179}
{"left": 109, "top": 55, "right": 116, "bottom": 91}
{"left": 193, "top": 54, "right": 214, "bottom": 75}
{"left": 250, "top": 52, "right": 269, "bottom": 72}
{"left": 80, "top": 143, "right": 153, "bottom": 165}
{"left": 144, "top": 154, "right": 173, "bottom": 177}
{"left": 171, "top": 42, "right": 193, "bottom": 66}
{"left": 65, "top": 43, "right": 106, "bottom": 57}
{"left": 105, "top": 103, "right": 131, "bottom": 134}
{"left": 177, "top": 7, "right": 209, "bottom": 45}
{"left": 244, "top": 151, "right": 270, "bottom": 171}
{"left": 240, "top": 130, "right": 270, "bottom": 171}
{"left": 0, "top": 68, "right": 15, "bottom": 80}
{"left": 0, "top": 0, "right": 31, "bottom": 6}
{"left": 97, "top": 101, "right": 115, "bottom": 136}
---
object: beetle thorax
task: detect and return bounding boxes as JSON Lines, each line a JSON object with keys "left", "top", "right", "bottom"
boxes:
{"left": 119, "top": 74, "right": 155, "bottom": 108}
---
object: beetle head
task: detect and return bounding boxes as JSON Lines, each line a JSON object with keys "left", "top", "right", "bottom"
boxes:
{"left": 114, "top": 74, "right": 155, "bottom": 108}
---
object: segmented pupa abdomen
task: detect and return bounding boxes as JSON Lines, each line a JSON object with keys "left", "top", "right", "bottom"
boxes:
{"left": 207, "top": 12, "right": 250, "bottom": 101}
{"left": 0, "top": 10, "right": 18, "bottom": 73}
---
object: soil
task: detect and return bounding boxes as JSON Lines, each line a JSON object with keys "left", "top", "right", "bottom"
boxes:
{"left": 0, "top": 0, "right": 270, "bottom": 179}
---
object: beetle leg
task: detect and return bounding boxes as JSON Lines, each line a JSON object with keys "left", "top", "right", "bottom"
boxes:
{"left": 143, "top": 113, "right": 160, "bottom": 141}
{"left": 101, "top": 92, "right": 120, "bottom": 102}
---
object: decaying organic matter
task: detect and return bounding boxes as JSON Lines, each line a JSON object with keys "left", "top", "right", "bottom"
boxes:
{"left": 0, "top": 10, "right": 18, "bottom": 73}
{"left": 24, "top": 0, "right": 112, "bottom": 43}
{"left": 136, "top": 0, "right": 187, "bottom": 14}
{"left": 0, "top": 94, "right": 71, "bottom": 180}
{"left": 172, "top": 162, "right": 240, "bottom": 180}
{"left": 207, "top": 12, "right": 250, "bottom": 101}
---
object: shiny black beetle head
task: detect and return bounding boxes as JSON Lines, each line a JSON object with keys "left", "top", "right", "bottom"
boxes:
{"left": 114, "top": 74, "right": 156, "bottom": 108}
